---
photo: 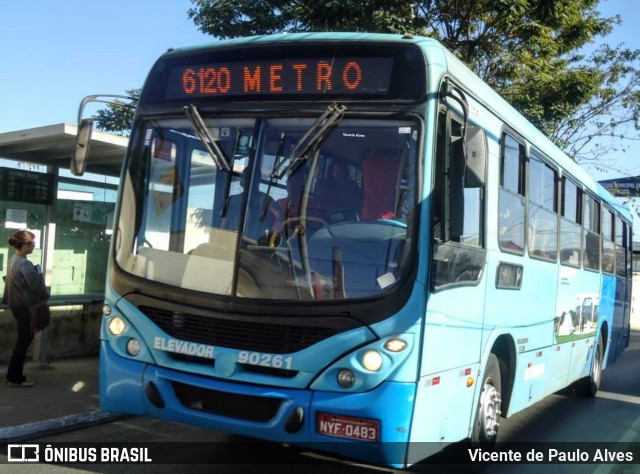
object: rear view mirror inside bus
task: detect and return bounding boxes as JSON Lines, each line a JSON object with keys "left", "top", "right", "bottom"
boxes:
{"left": 464, "top": 124, "right": 487, "bottom": 187}
{"left": 72, "top": 118, "right": 93, "bottom": 176}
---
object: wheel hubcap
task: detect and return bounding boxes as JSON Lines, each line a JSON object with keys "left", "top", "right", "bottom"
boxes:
{"left": 479, "top": 380, "right": 502, "bottom": 438}
{"left": 592, "top": 351, "right": 601, "bottom": 386}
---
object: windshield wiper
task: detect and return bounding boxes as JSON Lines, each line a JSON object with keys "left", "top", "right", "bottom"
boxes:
{"left": 271, "top": 103, "right": 346, "bottom": 179}
{"left": 183, "top": 104, "right": 231, "bottom": 171}
{"left": 260, "top": 131, "right": 286, "bottom": 222}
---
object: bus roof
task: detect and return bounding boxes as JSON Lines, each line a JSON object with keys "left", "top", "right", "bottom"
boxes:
{"left": 165, "top": 32, "right": 433, "bottom": 54}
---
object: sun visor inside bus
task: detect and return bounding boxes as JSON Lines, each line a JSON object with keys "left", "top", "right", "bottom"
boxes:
{"left": 464, "top": 124, "right": 487, "bottom": 188}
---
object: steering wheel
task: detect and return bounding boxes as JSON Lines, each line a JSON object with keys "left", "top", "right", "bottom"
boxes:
{"left": 281, "top": 216, "right": 328, "bottom": 237}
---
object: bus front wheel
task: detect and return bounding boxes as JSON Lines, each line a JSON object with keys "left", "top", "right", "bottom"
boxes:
{"left": 471, "top": 353, "right": 502, "bottom": 444}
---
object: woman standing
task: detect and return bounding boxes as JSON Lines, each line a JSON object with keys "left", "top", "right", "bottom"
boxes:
{"left": 3, "top": 230, "right": 49, "bottom": 387}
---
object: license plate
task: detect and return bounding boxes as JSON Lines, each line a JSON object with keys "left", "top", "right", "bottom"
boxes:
{"left": 317, "top": 413, "right": 379, "bottom": 442}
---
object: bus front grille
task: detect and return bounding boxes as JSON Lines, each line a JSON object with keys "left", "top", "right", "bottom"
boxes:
{"left": 172, "top": 382, "right": 282, "bottom": 421}
{"left": 140, "top": 306, "right": 338, "bottom": 354}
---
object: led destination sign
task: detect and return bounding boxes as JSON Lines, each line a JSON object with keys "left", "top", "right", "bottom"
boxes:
{"left": 165, "top": 57, "right": 394, "bottom": 99}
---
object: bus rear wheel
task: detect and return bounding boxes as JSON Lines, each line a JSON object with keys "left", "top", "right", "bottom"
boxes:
{"left": 471, "top": 353, "right": 502, "bottom": 444}
{"left": 575, "top": 341, "right": 602, "bottom": 397}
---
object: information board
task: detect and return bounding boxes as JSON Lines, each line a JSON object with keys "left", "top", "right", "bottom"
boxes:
{"left": 0, "top": 167, "right": 54, "bottom": 205}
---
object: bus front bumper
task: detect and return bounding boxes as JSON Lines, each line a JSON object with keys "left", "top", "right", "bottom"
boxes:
{"left": 100, "top": 341, "right": 415, "bottom": 467}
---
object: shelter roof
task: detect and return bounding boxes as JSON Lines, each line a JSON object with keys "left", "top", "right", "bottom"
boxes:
{"left": 0, "top": 123, "right": 127, "bottom": 177}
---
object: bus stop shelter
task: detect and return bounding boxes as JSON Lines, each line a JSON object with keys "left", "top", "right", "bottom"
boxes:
{"left": 0, "top": 123, "right": 128, "bottom": 364}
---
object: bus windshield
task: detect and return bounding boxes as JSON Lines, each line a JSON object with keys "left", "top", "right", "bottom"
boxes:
{"left": 115, "top": 112, "right": 419, "bottom": 301}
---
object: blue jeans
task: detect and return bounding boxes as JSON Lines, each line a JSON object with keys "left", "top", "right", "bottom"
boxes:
{"left": 6, "top": 305, "right": 34, "bottom": 383}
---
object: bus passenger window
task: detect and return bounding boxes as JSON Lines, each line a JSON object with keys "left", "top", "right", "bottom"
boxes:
{"left": 626, "top": 223, "right": 632, "bottom": 278}
{"left": 583, "top": 194, "right": 600, "bottom": 271}
{"left": 560, "top": 177, "right": 582, "bottom": 267}
{"left": 602, "top": 208, "right": 615, "bottom": 274}
{"left": 615, "top": 218, "right": 626, "bottom": 277}
{"left": 498, "top": 133, "right": 525, "bottom": 253}
{"left": 527, "top": 153, "right": 558, "bottom": 261}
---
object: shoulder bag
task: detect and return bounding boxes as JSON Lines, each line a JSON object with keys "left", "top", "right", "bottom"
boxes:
{"left": 2, "top": 275, "right": 7, "bottom": 305}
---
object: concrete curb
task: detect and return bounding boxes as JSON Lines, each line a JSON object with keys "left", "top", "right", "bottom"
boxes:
{"left": 0, "top": 411, "right": 128, "bottom": 443}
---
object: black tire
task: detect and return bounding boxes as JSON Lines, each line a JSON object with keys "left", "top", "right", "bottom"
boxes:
{"left": 471, "top": 353, "right": 502, "bottom": 444}
{"left": 575, "top": 341, "right": 602, "bottom": 397}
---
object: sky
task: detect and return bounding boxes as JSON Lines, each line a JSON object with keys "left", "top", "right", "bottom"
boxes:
{"left": 0, "top": 0, "right": 211, "bottom": 132}
{"left": 0, "top": 0, "right": 638, "bottom": 181}
{"left": 577, "top": 0, "right": 640, "bottom": 182}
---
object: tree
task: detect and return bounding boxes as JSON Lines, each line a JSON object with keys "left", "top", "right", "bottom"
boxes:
{"left": 93, "top": 89, "right": 140, "bottom": 136}
{"left": 186, "top": 0, "right": 640, "bottom": 162}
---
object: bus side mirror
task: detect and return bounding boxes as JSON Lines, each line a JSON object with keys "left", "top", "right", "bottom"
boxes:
{"left": 464, "top": 124, "right": 487, "bottom": 187}
{"left": 72, "top": 118, "right": 94, "bottom": 176}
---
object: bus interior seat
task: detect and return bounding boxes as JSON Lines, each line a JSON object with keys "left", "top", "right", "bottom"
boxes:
{"left": 190, "top": 227, "right": 238, "bottom": 261}
{"left": 360, "top": 150, "right": 401, "bottom": 220}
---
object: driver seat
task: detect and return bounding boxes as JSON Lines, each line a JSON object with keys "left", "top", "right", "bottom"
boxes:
{"left": 360, "top": 149, "right": 400, "bottom": 220}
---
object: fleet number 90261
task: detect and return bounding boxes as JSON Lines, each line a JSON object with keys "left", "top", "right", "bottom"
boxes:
{"left": 237, "top": 351, "right": 293, "bottom": 370}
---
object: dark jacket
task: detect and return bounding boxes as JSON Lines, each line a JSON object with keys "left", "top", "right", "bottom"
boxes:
{"left": 4, "top": 255, "right": 48, "bottom": 307}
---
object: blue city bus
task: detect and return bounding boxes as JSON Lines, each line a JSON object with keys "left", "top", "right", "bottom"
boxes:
{"left": 73, "top": 33, "right": 632, "bottom": 467}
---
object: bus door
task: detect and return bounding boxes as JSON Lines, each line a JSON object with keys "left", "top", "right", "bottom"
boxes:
{"left": 609, "top": 217, "right": 632, "bottom": 362}
{"left": 411, "top": 105, "right": 488, "bottom": 447}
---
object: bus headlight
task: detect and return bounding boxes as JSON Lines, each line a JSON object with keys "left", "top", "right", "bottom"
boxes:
{"left": 337, "top": 369, "right": 356, "bottom": 388}
{"left": 108, "top": 317, "right": 126, "bottom": 336}
{"left": 126, "top": 338, "right": 141, "bottom": 356}
{"left": 362, "top": 350, "right": 383, "bottom": 372}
